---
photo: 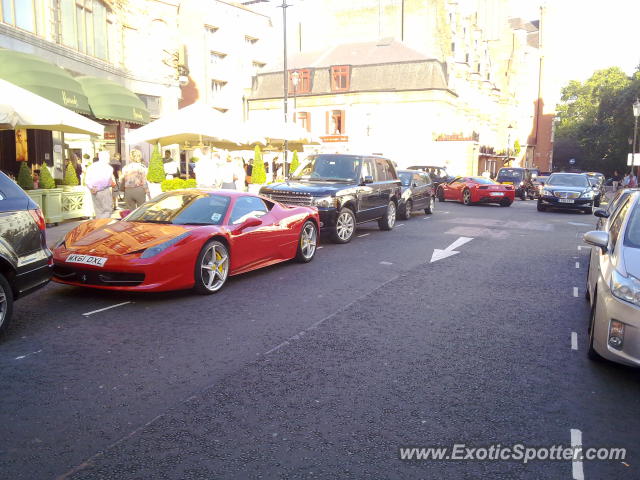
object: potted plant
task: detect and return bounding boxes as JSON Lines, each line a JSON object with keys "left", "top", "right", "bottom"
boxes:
{"left": 147, "top": 145, "right": 165, "bottom": 199}
{"left": 61, "top": 162, "right": 87, "bottom": 220}
{"left": 17, "top": 162, "right": 45, "bottom": 210}
{"left": 289, "top": 150, "right": 300, "bottom": 178}
{"left": 39, "top": 164, "right": 63, "bottom": 225}
{"left": 248, "top": 145, "right": 266, "bottom": 193}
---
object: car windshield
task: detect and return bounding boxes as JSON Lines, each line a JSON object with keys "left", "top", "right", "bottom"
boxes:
{"left": 547, "top": 174, "right": 590, "bottom": 187}
{"left": 399, "top": 172, "right": 413, "bottom": 186}
{"left": 625, "top": 200, "right": 640, "bottom": 249}
{"left": 588, "top": 177, "right": 600, "bottom": 186}
{"left": 472, "top": 177, "right": 498, "bottom": 185}
{"left": 292, "top": 155, "right": 361, "bottom": 182}
{"left": 497, "top": 169, "right": 523, "bottom": 180}
{"left": 125, "top": 192, "right": 230, "bottom": 225}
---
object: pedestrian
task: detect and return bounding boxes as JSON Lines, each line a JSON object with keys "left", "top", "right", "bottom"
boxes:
{"left": 110, "top": 153, "right": 122, "bottom": 209}
{"left": 85, "top": 151, "right": 116, "bottom": 219}
{"left": 194, "top": 152, "right": 220, "bottom": 188}
{"left": 612, "top": 170, "right": 621, "bottom": 190}
{"left": 219, "top": 155, "right": 240, "bottom": 190}
{"left": 622, "top": 172, "right": 631, "bottom": 188}
{"left": 163, "top": 154, "right": 181, "bottom": 180}
{"left": 120, "top": 149, "right": 149, "bottom": 210}
{"left": 629, "top": 170, "right": 638, "bottom": 188}
{"left": 244, "top": 158, "right": 253, "bottom": 187}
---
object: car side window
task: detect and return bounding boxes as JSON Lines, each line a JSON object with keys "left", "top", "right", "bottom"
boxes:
{"left": 375, "top": 159, "right": 390, "bottom": 181}
{"left": 608, "top": 196, "right": 632, "bottom": 251}
{"left": 413, "top": 174, "right": 425, "bottom": 187}
{"left": 385, "top": 160, "right": 398, "bottom": 180}
{"left": 230, "top": 196, "right": 269, "bottom": 225}
{"left": 422, "top": 174, "right": 432, "bottom": 185}
{"left": 608, "top": 192, "right": 628, "bottom": 215}
{"left": 361, "top": 159, "right": 375, "bottom": 181}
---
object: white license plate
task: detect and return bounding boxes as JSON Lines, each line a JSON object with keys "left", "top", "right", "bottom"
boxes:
{"left": 490, "top": 192, "right": 505, "bottom": 196}
{"left": 66, "top": 254, "right": 107, "bottom": 267}
{"left": 559, "top": 198, "right": 575, "bottom": 203}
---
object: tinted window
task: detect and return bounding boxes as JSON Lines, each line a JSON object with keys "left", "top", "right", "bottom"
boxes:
{"left": 399, "top": 172, "right": 412, "bottom": 186}
{"left": 547, "top": 174, "right": 590, "bottom": 187}
{"left": 608, "top": 191, "right": 630, "bottom": 215}
{"left": 414, "top": 174, "right": 426, "bottom": 186}
{"left": 497, "top": 168, "right": 524, "bottom": 180}
{"left": 229, "top": 196, "right": 269, "bottom": 224}
{"left": 126, "top": 193, "right": 230, "bottom": 225}
{"left": 293, "top": 155, "right": 361, "bottom": 182}
{"left": 361, "top": 159, "right": 375, "bottom": 181}
{"left": 422, "top": 174, "right": 432, "bottom": 185}
{"left": 375, "top": 159, "right": 392, "bottom": 181}
{"left": 624, "top": 199, "right": 640, "bottom": 248}
{"left": 609, "top": 196, "right": 632, "bottom": 251}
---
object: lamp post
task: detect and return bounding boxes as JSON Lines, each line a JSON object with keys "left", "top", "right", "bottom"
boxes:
{"left": 291, "top": 70, "right": 300, "bottom": 113}
{"left": 506, "top": 124, "right": 513, "bottom": 168}
{"left": 278, "top": 0, "right": 292, "bottom": 178}
{"left": 633, "top": 98, "right": 640, "bottom": 178}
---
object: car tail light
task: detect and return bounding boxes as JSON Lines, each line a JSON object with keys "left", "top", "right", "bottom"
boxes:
{"left": 29, "top": 208, "right": 46, "bottom": 231}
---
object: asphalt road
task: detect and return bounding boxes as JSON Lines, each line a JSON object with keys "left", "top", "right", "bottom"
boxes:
{"left": 1, "top": 197, "right": 639, "bottom": 479}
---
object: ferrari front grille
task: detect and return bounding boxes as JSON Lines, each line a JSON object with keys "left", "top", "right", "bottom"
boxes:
{"left": 53, "top": 265, "right": 145, "bottom": 287}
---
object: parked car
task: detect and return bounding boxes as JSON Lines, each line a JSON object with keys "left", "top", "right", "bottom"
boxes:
{"left": 587, "top": 175, "right": 605, "bottom": 207}
{"left": 533, "top": 175, "right": 549, "bottom": 197}
{"left": 52, "top": 190, "right": 319, "bottom": 293}
{"left": 397, "top": 170, "right": 436, "bottom": 219}
{"left": 260, "top": 154, "right": 402, "bottom": 244}
{"left": 437, "top": 176, "right": 515, "bottom": 207}
{"left": 406, "top": 165, "right": 452, "bottom": 191}
{"left": 0, "top": 171, "right": 52, "bottom": 334}
{"left": 594, "top": 188, "right": 640, "bottom": 230}
{"left": 584, "top": 191, "right": 640, "bottom": 366}
{"left": 495, "top": 167, "right": 536, "bottom": 200}
{"left": 537, "top": 173, "right": 596, "bottom": 213}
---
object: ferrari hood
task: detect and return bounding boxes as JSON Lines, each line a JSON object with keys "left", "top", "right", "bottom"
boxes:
{"left": 64, "top": 219, "right": 191, "bottom": 255}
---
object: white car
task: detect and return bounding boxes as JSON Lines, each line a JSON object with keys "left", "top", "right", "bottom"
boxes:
{"left": 584, "top": 191, "right": 640, "bottom": 366}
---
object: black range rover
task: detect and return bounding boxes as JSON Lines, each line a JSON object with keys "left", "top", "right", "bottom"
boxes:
{"left": 260, "top": 154, "right": 402, "bottom": 243}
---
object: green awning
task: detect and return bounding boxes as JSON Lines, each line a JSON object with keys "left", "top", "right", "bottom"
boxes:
{"left": 77, "top": 76, "right": 150, "bottom": 125}
{"left": 0, "top": 49, "right": 91, "bottom": 115}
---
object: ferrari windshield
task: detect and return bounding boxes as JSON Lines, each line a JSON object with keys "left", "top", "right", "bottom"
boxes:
{"left": 547, "top": 174, "right": 590, "bottom": 187}
{"left": 292, "top": 155, "right": 362, "bottom": 182}
{"left": 125, "top": 193, "right": 230, "bottom": 225}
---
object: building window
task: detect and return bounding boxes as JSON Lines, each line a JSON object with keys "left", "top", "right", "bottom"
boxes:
{"left": 289, "top": 69, "right": 311, "bottom": 94}
{"left": 59, "top": 0, "right": 109, "bottom": 60}
{"left": 210, "top": 51, "right": 227, "bottom": 65}
{"left": 296, "top": 112, "right": 311, "bottom": 132}
{"left": 326, "top": 110, "right": 345, "bottom": 135}
{"left": 245, "top": 35, "right": 258, "bottom": 45}
{"left": 211, "top": 79, "right": 227, "bottom": 95}
{"left": 1, "top": 0, "right": 46, "bottom": 35}
{"left": 330, "top": 65, "right": 350, "bottom": 92}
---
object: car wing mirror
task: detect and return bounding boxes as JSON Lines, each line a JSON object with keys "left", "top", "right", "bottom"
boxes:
{"left": 119, "top": 209, "right": 132, "bottom": 219}
{"left": 234, "top": 216, "right": 262, "bottom": 232}
{"left": 593, "top": 208, "right": 609, "bottom": 219}
{"left": 362, "top": 175, "right": 374, "bottom": 185}
{"left": 583, "top": 230, "right": 609, "bottom": 254}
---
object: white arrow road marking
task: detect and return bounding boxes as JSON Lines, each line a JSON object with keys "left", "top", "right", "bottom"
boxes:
{"left": 83, "top": 301, "right": 132, "bottom": 317}
{"left": 572, "top": 332, "right": 578, "bottom": 350}
{"left": 571, "top": 429, "right": 585, "bottom": 480}
{"left": 573, "top": 287, "right": 579, "bottom": 297}
{"left": 430, "top": 237, "right": 474, "bottom": 263}
{"left": 380, "top": 261, "right": 393, "bottom": 265}
{"left": 15, "top": 349, "right": 42, "bottom": 360}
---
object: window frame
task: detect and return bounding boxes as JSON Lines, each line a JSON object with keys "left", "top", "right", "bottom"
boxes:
{"left": 296, "top": 112, "right": 311, "bottom": 132}
{"left": 326, "top": 110, "right": 346, "bottom": 135}
{"left": 330, "top": 65, "right": 351, "bottom": 92}
{"left": 289, "top": 69, "right": 311, "bottom": 94}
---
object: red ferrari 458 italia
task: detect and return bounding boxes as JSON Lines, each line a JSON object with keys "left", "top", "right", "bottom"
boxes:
{"left": 52, "top": 190, "right": 320, "bottom": 294}
{"left": 437, "top": 176, "right": 515, "bottom": 207}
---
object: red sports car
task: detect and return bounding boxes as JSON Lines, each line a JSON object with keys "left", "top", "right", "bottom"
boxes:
{"left": 437, "top": 176, "right": 515, "bottom": 207}
{"left": 52, "top": 190, "right": 319, "bottom": 294}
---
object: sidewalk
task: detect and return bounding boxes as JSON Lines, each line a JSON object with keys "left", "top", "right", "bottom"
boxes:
{"left": 45, "top": 208, "right": 124, "bottom": 248}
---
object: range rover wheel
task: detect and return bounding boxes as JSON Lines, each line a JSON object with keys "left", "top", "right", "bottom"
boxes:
{"left": 425, "top": 196, "right": 435, "bottom": 214}
{"left": 401, "top": 200, "right": 412, "bottom": 220}
{"left": 0, "top": 273, "right": 14, "bottom": 336}
{"left": 333, "top": 207, "right": 356, "bottom": 244}
{"left": 193, "top": 240, "right": 229, "bottom": 295}
{"left": 378, "top": 201, "right": 397, "bottom": 231}
{"left": 295, "top": 220, "right": 317, "bottom": 263}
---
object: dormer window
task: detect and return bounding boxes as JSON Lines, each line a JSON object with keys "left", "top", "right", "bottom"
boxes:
{"left": 289, "top": 69, "right": 311, "bottom": 94}
{"left": 330, "top": 65, "right": 350, "bottom": 92}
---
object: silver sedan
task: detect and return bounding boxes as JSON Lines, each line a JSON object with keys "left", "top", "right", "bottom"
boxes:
{"left": 584, "top": 191, "right": 640, "bottom": 366}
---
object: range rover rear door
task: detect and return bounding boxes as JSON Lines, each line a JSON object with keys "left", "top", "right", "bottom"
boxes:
{"left": 356, "top": 158, "right": 380, "bottom": 222}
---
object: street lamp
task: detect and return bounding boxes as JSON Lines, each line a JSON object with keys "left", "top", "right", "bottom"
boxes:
{"left": 291, "top": 70, "right": 300, "bottom": 113}
{"left": 506, "top": 124, "right": 513, "bottom": 168}
{"left": 278, "top": 0, "right": 292, "bottom": 177}
{"left": 633, "top": 98, "right": 640, "bottom": 177}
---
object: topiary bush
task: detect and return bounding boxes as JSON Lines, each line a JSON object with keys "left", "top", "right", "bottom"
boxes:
{"left": 161, "top": 178, "right": 197, "bottom": 191}
{"left": 17, "top": 162, "right": 34, "bottom": 190}
{"left": 289, "top": 150, "right": 300, "bottom": 176}
{"left": 251, "top": 145, "right": 266, "bottom": 184}
{"left": 39, "top": 164, "right": 56, "bottom": 189}
{"left": 147, "top": 145, "right": 165, "bottom": 183}
{"left": 63, "top": 162, "right": 79, "bottom": 186}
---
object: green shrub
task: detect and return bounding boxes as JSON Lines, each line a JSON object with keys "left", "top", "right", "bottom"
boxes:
{"left": 289, "top": 150, "right": 300, "bottom": 176}
{"left": 17, "top": 162, "right": 34, "bottom": 190}
{"left": 147, "top": 145, "right": 165, "bottom": 183}
{"left": 161, "top": 178, "right": 197, "bottom": 191}
{"left": 63, "top": 162, "right": 79, "bottom": 186}
{"left": 39, "top": 164, "right": 56, "bottom": 189}
{"left": 251, "top": 145, "right": 266, "bottom": 184}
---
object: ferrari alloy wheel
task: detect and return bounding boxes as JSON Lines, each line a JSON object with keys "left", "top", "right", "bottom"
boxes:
{"left": 462, "top": 189, "right": 471, "bottom": 205}
{"left": 0, "top": 273, "right": 13, "bottom": 335}
{"left": 333, "top": 208, "right": 356, "bottom": 244}
{"left": 378, "top": 201, "right": 396, "bottom": 231}
{"left": 425, "top": 196, "right": 435, "bottom": 214}
{"left": 401, "top": 200, "right": 412, "bottom": 220}
{"left": 295, "top": 220, "right": 318, "bottom": 263}
{"left": 194, "top": 240, "right": 229, "bottom": 294}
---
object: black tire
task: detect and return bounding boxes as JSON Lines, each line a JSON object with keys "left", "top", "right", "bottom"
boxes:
{"left": 537, "top": 201, "right": 546, "bottom": 212}
{"left": 193, "top": 239, "right": 230, "bottom": 295}
{"left": 583, "top": 205, "right": 594, "bottom": 214}
{"left": 295, "top": 220, "right": 318, "bottom": 263}
{"left": 500, "top": 199, "right": 512, "bottom": 207}
{"left": 587, "top": 293, "right": 603, "bottom": 361}
{"left": 0, "top": 273, "right": 14, "bottom": 337}
{"left": 520, "top": 190, "right": 528, "bottom": 201}
{"left": 437, "top": 188, "right": 445, "bottom": 202}
{"left": 378, "top": 201, "right": 397, "bottom": 231}
{"left": 425, "top": 195, "right": 435, "bottom": 214}
{"left": 332, "top": 207, "right": 356, "bottom": 244}
{"left": 401, "top": 200, "right": 412, "bottom": 220}
{"left": 462, "top": 189, "right": 472, "bottom": 205}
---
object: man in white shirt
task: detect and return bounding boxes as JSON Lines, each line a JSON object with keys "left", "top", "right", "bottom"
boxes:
{"left": 219, "top": 155, "right": 240, "bottom": 190}
{"left": 85, "top": 151, "right": 115, "bottom": 219}
{"left": 195, "top": 153, "right": 220, "bottom": 188}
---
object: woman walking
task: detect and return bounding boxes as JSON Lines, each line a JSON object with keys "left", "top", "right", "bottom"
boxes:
{"left": 120, "top": 149, "right": 149, "bottom": 210}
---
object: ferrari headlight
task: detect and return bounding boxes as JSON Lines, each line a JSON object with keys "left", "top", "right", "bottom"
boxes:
{"left": 311, "top": 195, "right": 337, "bottom": 208}
{"left": 140, "top": 232, "right": 191, "bottom": 259}
{"left": 581, "top": 190, "right": 594, "bottom": 198}
{"left": 610, "top": 269, "right": 640, "bottom": 307}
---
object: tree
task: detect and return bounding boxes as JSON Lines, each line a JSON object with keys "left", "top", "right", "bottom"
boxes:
{"left": 63, "top": 162, "right": 79, "bottom": 186}
{"left": 39, "top": 164, "right": 56, "bottom": 189}
{"left": 251, "top": 145, "right": 266, "bottom": 184}
{"left": 290, "top": 150, "right": 300, "bottom": 176}
{"left": 17, "top": 162, "right": 34, "bottom": 190}
{"left": 147, "top": 145, "right": 165, "bottom": 183}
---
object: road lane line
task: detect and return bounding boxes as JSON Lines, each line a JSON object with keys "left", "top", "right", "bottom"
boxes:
{"left": 358, "top": 233, "right": 370, "bottom": 238}
{"left": 264, "top": 340, "right": 290, "bottom": 355}
{"left": 571, "top": 429, "right": 585, "bottom": 480}
{"left": 573, "top": 287, "right": 579, "bottom": 297}
{"left": 380, "top": 261, "right": 393, "bottom": 265}
{"left": 15, "top": 349, "right": 42, "bottom": 360}
{"left": 578, "top": 246, "right": 591, "bottom": 251}
{"left": 576, "top": 262, "right": 580, "bottom": 269}
{"left": 83, "top": 301, "right": 132, "bottom": 317}
{"left": 397, "top": 223, "right": 405, "bottom": 227}
{"left": 317, "top": 246, "right": 323, "bottom": 249}
{"left": 571, "top": 332, "right": 578, "bottom": 350}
